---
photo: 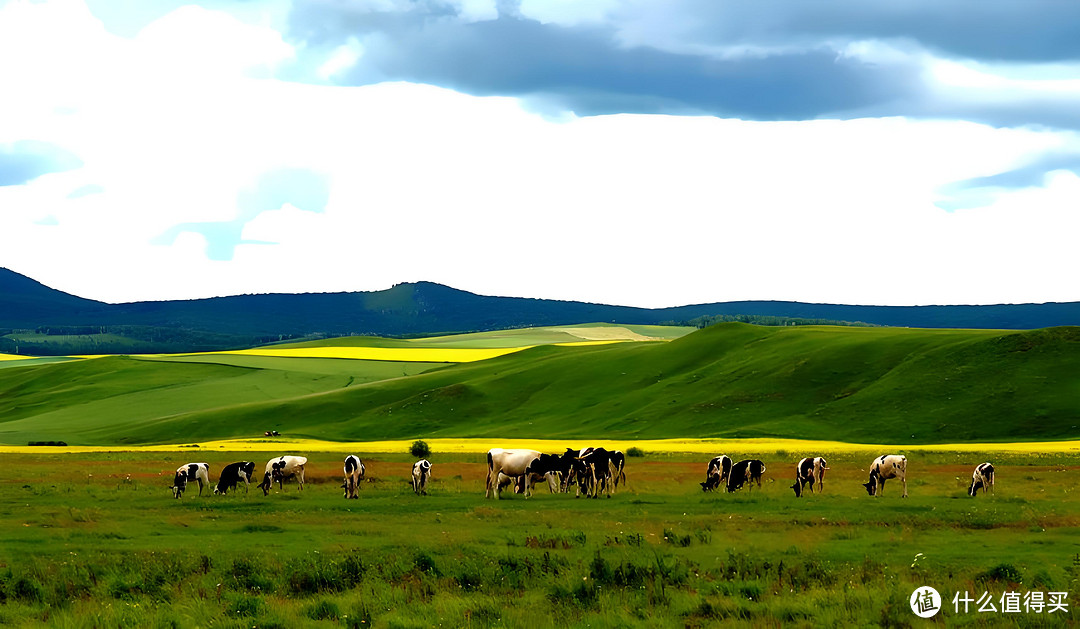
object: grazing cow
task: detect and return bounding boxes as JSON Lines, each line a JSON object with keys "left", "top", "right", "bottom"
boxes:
{"left": 522, "top": 454, "right": 566, "bottom": 494}
{"left": 342, "top": 455, "right": 365, "bottom": 499}
{"left": 258, "top": 455, "right": 307, "bottom": 495}
{"left": 171, "top": 462, "right": 210, "bottom": 499}
{"left": 412, "top": 459, "right": 432, "bottom": 495}
{"left": 790, "top": 457, "right": 829, "bottom": 497}
{"left": 558, "top": 447, "right": 605, "bottom": 495}
{"left": 968, "top": 462, "right": 995, "bottom": 497}
{"left": 214, "top": 461, "right": 256, "bottom": 495}
{"left": 574, "top": 448, "right": 615, "bottom": 498}
{"left": 701, "top": 455, "right": 732, "bottom": 492}
{"left": 862, "top": 455, "right": 907, "bottom": 497}
{"left": 486, "top": 448, "right": 542, "bottom": 499}
{"left": 264, "top": 430, "right": 280, "bottom": 437}
{"left": 608, "top": 450, "right": 627, "bottom": 493}
{"left": 727, "top": 459, "right": 767, "bottom": 493}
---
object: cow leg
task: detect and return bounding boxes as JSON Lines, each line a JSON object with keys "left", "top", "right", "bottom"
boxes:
{"left": 901, "top": 477, "right": 907, "bottom": 498}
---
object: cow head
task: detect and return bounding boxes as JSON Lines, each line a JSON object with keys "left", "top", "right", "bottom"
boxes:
{"left": 862, "top": 471, "right": 879, "bottom": 496}
{"left": 968, "top": 478, "right": 983, "bottom": 497}
{"left": 791, "top": 480, "right": 804, "bottom": 497}
{"left": 171, "top": 472, "right": 188, "bottom": 499}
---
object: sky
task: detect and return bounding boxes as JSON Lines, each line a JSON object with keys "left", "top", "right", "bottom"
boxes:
{"left": 2, "top": 0, "right": 1079, "bottom": 308}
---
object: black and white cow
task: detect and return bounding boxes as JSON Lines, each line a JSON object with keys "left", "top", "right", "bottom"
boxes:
{"left": 258, "top": 455, "right": 307, "bottom": 495}
{"left": 214, "top": 461, "right": 255, "bottom": 495}
{"left": 790, "top": 457, "right": 829, "bottom": 497}
{"left": 701, "top": 455, "right": 732, "bottom": 492}
{"left": 524, "top": 453, "right": 567, "bottom": 492}
{"left": 342, "top": 455, "right": 365, "bottom": 499}
{"left": 412, "top": 459, "right": 432, "bottom": 495}
{"left": 968, "top": 462, "right": 995, "bottom": 497}
{"left": 574, "top": 448, "right": 616, "bottom": 498}
{"left": 558, "top": 447, "right": 618, "bottom": 496}
{"left": 172, "top": 462, "right": 210, "bottom": 499}
{"left": 862, "top": 455, "right": 907, "bottom": 497}
{"left": 727, "top": 459, "right": 766, "bottom": 493}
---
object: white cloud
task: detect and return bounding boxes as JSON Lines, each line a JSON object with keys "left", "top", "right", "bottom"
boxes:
{"left": 2, "top": 0, "right": 1079, "bottom": 308}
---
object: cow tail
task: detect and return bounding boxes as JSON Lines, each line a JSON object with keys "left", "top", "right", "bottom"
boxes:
{"left": 486, "top": 452, "right": 494, "bottom": 490}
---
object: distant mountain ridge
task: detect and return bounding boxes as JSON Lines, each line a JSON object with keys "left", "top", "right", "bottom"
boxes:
{"left": 3, "top": 268, "right": 1080, "bottom": 352}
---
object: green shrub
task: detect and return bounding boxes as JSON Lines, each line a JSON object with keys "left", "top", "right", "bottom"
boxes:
{"left": 227, "top": 593, "right": 263, "bottom": 617}
{"left": 626, "top": 447, "right": 645, "bottom": 457}
{"left": 976, "top": 563, "right": 1024, "bottom": 584}
{"left": 413, "top": 551, "right": 438, "bottom": 575}
{"left": 305, "top": 599, "right": 341, "bottom": 621}
{"left": 410, "top": 440, "right": 431, "bottom": 458}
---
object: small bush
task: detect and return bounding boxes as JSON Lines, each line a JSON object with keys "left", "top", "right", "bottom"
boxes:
{"left": 626, "top": 447, "right": 645, "bottom": 457}
{"left": 305, "top": 599, "right": 341, "bottom": 621}
{"left": 410, "top": 440, "right": 431, "bottom": 458}
{"left": 11, "top": 576, "right": 44, "bottom": 603}
{"left": 976, "top": 563, "right": 1024, "bottom": 584}
{"left": 227, "top": 593, "right": 263, "bottom": 617}
{"left": 414, "top": 551, "right": 438, "bottom": 575}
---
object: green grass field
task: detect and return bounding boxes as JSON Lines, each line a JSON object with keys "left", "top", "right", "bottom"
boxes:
{"left": 3, "top": 322, "right": 1080, "bottom": 626}
{"left": 0, "top": 449, "right": 1077, "bottom": 627}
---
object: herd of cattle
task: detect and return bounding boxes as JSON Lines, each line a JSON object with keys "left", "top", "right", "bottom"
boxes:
{"left": 169, "top": 450, "right": 997, "bottom": 500}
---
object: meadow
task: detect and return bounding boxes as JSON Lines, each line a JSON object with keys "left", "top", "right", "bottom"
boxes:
{"left": 3, "top": 322, "right": 1080, "bottom": 626}
{"left": 1, "top": 447, "right": 1078, "bottom": 628}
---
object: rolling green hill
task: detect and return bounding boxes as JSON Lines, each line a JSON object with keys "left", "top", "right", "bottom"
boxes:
{"left": 1, "top": 322, "right": 1078, "bottom": 446}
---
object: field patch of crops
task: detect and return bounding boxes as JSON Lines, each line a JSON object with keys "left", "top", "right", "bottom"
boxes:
{"left": 0, "top": 449, "right": 1077, "bottom": 627}
{"left": 211, "top": 340, "right": 621, "bottom": 363}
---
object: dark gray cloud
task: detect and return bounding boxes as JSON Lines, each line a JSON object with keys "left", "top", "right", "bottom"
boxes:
{"left": 0, "top": 141, "right": 82, "bottom": 187}
{"left": 656, "top": 0, "right": 1080, "bottom": 63}
{"left": 282, "top": 0, "right": 1080, "bottom": 129}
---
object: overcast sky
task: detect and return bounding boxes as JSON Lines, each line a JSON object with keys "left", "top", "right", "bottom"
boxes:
{"left": 2, "top": 0, "right": 1079, "bottom": 307}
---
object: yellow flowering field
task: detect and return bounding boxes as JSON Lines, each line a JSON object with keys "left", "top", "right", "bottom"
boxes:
{"left": 0, "top": 353, "right": 34, "bottom": 361}
{"left": 4, "top": 436, "right": 1080, "bottom": 455}
{"left": 207, "top": 340, "right": 619, "bottom": 363}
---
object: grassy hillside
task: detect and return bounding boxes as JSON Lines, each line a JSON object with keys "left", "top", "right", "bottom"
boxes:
{"left": 1, "top": 323, "right": 1078, "bottom": 445}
